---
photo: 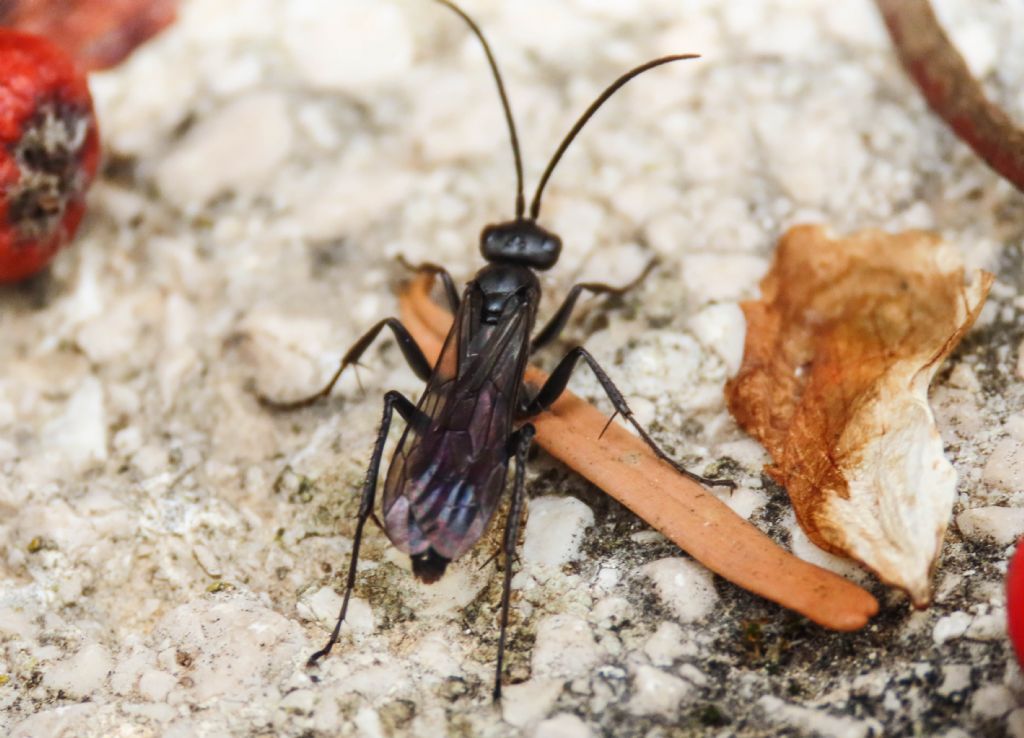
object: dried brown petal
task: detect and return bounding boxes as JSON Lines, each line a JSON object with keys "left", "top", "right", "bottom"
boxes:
{"left": 726, "top": 225, "right": 993, "bottom": 606}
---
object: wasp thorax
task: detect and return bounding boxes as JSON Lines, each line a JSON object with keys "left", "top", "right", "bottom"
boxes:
{"left": 480, "top": 219, "right": 562, "bottom": 270}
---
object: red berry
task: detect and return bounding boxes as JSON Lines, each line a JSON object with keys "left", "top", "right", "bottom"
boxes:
{"left": 0, "top": 28, "right": 98, "bottom": 283}
{"left": 1009, "top": 538, "right": 1024, "bottom": 668}
{"left": 0, "top": 0, "right": 178, "bottom": 72}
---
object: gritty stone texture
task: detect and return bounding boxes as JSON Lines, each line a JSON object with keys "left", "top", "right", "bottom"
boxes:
{"left": 627, "top": 664, "right": 694, "bottom": 716}
{"left": 934, "top": 611, "right": 973, "bottom": 645}
{"left": 501, "top": 678, "right": 563, "bottom": 729}
{"left": 639, "top": 557, "right": 720, "bottom": 623}
{"left": 522, "top": 495, "right": 595, "bottom": 569}
{"left": 1, "top": 0, "right": 1023, "bottom": 736}
{"left": 534, "top": 712, "right": 594, "bottom": 738}
{"left": 957, "top": 506, "right": 1024, "bottom": 546}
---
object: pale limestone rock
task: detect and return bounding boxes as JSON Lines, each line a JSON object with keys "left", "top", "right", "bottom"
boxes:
{"left": 293, "top": 166, "right": 415, "bottom": 241}
{"left": 45, "top": 377, "right": 107, "bottom": 470}
{"left": 982, "top": 437, "right": 1024, "bottom": 493}
{"left": 643, "top": 622, "right": 689, "bottom": 667}
{"left": 532, "top": 614, "right": 600, "bottom": 680}
{"left": 354, "top": 706, "right": 385, "bottom": 738}
{"left": 522, "top": 496, "right": 594, "bottom": 568}
{"left": 11, "top": 704, "right": 99, "bottom": 738}
{"left": 0, "top": 606, "right": 35, "bottom": 640}
{"left": 944, "top": 17, "right": 999, "bottom": 77}
{"left": 153, "top": 596, "right": 305, "bottom": 703}
{"left": 957, "top": 506, "right": 1024, "bottom": 546}
{"left": 156, "top": 92, "right": 294, "bottom": 207}
{"left": 409, "top": 631, "right": 464, "bottom": 679}
{"left": 721, "top": 486, "right": 768, "bottom": 520}
{"left": 678, "top": 663, "right": 708, "bottom": 687}
{"left": 938, "top": 664, "right": 973, "bottom": 697}
{"left": 687, "top": 302, "right": 747, "bottom": 375}
{"left": 757, "top": 696, "right": 880, "bottom": 738}
{"left": 639, "top": 557, "right": 718, "bottom": 623}
{"left": 966, "top": 610, "right": 1007, "bottom": 641}
{"left": 138, "top": 669, "right": 178, "bottom": 702}
{"left": 971, "top": 683, "right": 1017, "bottom": 719}
{"left": 279, "top": 688, "right": 316, "bottom": 715}
{"left": 284, "top": 0, "right": 413, "bottom": 93}
{"left": 1008, "top": 708, "right": 1024, "bottom": 738}
{"left": 532, "top": 712, "right": 593, "bottom": 738}
{"left": 948, "top": 362, "right": 981, "bottom": 391}
{"left": 680, "top": 253, "right": 768, "bottom": 303}
{"left": 934, "top": 612, "right": 973, "bottom": 645}
{"left": 43, "top": 643, "right": 112, "bottom": 699}
{"left": 788, "top": 519, "right": 871, "bottom": 585}
{"left": 501, "top": 678, "right": 563, "bottom": 728}
{"left": 590, "top": 596, "right": 632, "bottom": 630}
{"left": 627, "top": 664, "right": 693, "bottom": 716}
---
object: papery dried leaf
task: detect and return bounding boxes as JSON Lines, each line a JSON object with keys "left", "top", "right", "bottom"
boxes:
{"left": 726, "top": 225, "right": 992, "bottom": 606}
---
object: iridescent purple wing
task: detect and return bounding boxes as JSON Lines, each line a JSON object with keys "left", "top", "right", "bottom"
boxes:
{"left": 382, "top": 283, "right": 532, "bottom": 564}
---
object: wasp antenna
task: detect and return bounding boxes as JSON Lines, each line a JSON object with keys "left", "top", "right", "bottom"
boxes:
{"left": 433, "top": 0, "right": 526, "bottom": 219}
{"left": 529, "top": 54, "right": 699, "bottom": 221}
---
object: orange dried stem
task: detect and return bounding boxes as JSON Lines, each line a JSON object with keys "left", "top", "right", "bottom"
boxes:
{"left": 400, "top": 274, "right": 878, "bottom": 631}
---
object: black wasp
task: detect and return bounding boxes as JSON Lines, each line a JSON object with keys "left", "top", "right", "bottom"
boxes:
{"left": 263, "top": 0, "right": 733, "bottom": 700}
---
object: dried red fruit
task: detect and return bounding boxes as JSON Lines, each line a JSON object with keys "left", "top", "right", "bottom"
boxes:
{"left": 0, "top": 0, "right": 177, "bottom": 71}
{"left": 1009, "top": 539, "right": 1024, "bottom": 667}
{"left": 0, "top": 28, "right": 99, "bottom": 283}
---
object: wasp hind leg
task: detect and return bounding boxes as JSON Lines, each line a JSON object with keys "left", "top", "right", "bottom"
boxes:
{"left": 529, "top": 259, "right": 656, "bottom": 353}
{"left": 307, "top": 390, "right": 421, "bottom": 670}
{"left": 493, "top": 423, "right": 535, "bottom": 701}
{"left": 519, "top": 347, "right": 734, "bottom": 489}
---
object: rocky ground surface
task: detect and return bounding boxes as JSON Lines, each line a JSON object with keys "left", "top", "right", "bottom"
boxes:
{"left": 1, "top": 0, "right": 1023, "bottom": 736}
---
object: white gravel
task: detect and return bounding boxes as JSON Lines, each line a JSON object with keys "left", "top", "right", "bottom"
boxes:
{"left": 1, "top": 0, "right": 1022, "bottom": 735}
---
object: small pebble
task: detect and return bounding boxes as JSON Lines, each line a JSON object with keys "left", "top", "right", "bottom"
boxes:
{"left": 957, "top": 506, "right": 1024, "bottom": 546}
{"left": 532, "top": 713, "right": 593, "bottom": 738}
{"left": 643, "top": 621, "right": 689, "bottom": 667}
{"left": 501, "top": 678, "right": 562, "bottom": 728}
{"left": 982, "top": 438, "right": 1024, "bottom": 493}
{"left": 937, "top": 664, "right": 972, "bottom": 697}
{"left": 284, "top": 0, "right": 413, "bottom": 92}
{"left": 933, "top": 612, "right": 973, "bottom": 645}
{"left": 639, "top": 557, "right": 718, "bottom": 623}
{"left": 532, "top": 614, "right": 600, "bottom": 680}
{"left": 971, "top": 684, "right": 1017, "bottom": 719}
{"left": 156, "top": 92, "right": 294, "bottom": 207}
{"left": 522, "top": 496, "right": 594, "bottom": 568}
{"left": 627, "top": 664, "right": 692, "bottom": 716}
{"left": 43, "top": 642, "right": 111, "bottom": 698}
{"left": 138, "top": 669, "right": 178, "bottom": 702}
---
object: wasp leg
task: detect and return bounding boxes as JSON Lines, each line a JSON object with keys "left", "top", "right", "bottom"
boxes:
{"left": 529, "top": 258, "right": 656, "bottom": 353}
{"left": 307, "top": 390, "right": 420, "bottom": 670}
{"left": 396, "top": 256, "right": 460, "bottom": 313}
{"left": 493, "top": 423, "right": 535, "bottom": 701}
{"left": 519, "top": 347, "right": 735, "bottom": 489}
{"left": 258, "top": 318, "right": 432, "bottom": 410}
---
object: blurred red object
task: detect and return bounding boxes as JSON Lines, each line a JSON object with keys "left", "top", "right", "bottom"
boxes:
{"left": 0, "top": 28, "right": 99, "bottom": 282}
{"left": 0, "top": 0, "right": 177, "bottom": 71}
{"left": 1010, "top": 539, "right": 1024, "bottom": 667}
